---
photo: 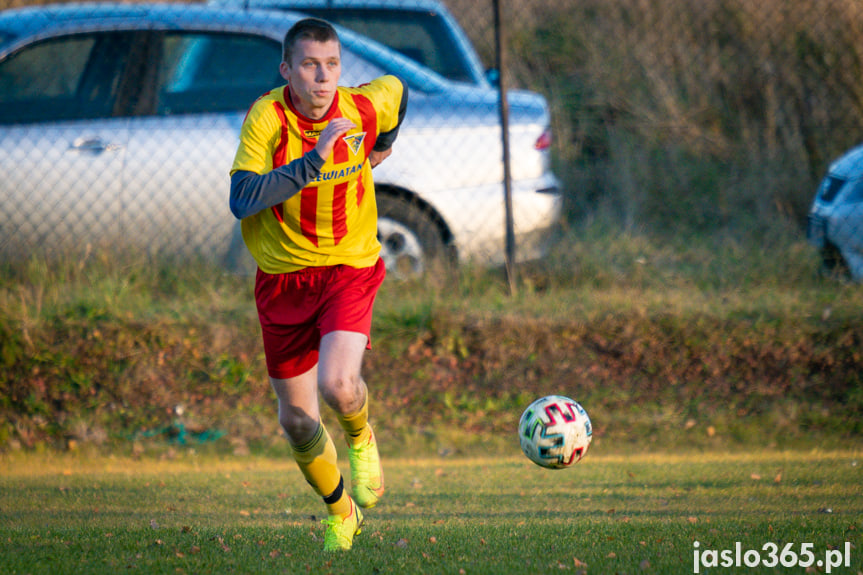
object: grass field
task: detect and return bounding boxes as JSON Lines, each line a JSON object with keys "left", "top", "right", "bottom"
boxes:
{"left": 1, "top": 448, "right": 860, "bottom": 575}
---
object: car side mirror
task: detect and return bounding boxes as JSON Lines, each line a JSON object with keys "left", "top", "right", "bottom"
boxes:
{"left": 486, "top": 68, "right": 500, "bottom": 87}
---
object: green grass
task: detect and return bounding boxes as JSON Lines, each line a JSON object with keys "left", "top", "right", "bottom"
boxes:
{"left": 1, "top": 448, "right": 860, "bottom": 574}
{"left": 2, "top": 227, "right": 862, "bottom": 453}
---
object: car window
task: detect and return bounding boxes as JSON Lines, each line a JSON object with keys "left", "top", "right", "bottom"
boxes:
{"left": 338, "top": 48, "right": 390, "bottom": 88}
{"left": 282, "top": 7, "right": 474, "bottom": 84}
{"left": 0, "top": 33, "right": 131, "bottom": 124}
{"left": 155, "top": 32, "right": 283, "bottom": 115}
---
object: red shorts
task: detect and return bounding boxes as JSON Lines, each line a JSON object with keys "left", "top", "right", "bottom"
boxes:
{"left": 254, "top": 258, "right": 386, "bottom": 379}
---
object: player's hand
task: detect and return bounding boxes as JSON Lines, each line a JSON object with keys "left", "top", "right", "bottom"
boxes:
{"left": 369, "top": 147, "right": 392, "bottom": 168}
{"left": 315, "top": 118, "right": 356, "bottom": 160}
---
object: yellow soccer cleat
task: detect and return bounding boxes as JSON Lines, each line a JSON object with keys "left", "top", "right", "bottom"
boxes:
{"left": 348, "top": 427, "right": 385, "bottom": 508}
{"left": 322, "top": 498, "right": 364, "bottom": 552}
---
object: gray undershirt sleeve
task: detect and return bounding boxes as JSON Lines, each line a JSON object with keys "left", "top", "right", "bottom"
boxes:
{"left": 229, "top": 149, "right": 325, "bottom": 220}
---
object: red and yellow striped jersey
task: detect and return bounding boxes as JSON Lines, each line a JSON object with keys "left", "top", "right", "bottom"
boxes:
{"left": 231, "top": 75, "right": 405, "bottom": 274}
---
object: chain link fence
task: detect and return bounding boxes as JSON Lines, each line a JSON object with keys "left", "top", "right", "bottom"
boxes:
{"left": 479, "top": 0, "right": 863, "bottom": 280}
{"left": 0, "top": 0, "right": 861, "bottom": 280}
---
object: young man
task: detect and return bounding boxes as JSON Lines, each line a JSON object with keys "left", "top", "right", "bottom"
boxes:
{"left": 229, "top": 18, "right": 408, "bottom": 552}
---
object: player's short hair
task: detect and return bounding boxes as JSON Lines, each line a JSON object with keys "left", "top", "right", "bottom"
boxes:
{"left": 283, "top": 18, "right": 340, "bottom": 63}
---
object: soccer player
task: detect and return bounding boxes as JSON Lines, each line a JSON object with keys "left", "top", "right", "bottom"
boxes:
{"left": 228, "top": 18, "right": 408, "bottom": 552}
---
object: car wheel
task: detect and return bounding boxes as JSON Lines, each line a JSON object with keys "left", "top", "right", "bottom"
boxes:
{"left": 376, "top": 194, "right": 452, "bottom": 280}
{"left": 224, "top": 222, "right": 257, "bottom": 276}
{"left": 820, "top": 241, "right": 850, "bottom": 280}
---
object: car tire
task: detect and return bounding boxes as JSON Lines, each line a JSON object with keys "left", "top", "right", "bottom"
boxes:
{"left": 820, "top": 241, "right": 850, "bottom": 280}
{"left": 376, "top": 194, "right": 453, "bottom": 280}
{"left": 224, "top": 222, "right": 257, "bottom": 276}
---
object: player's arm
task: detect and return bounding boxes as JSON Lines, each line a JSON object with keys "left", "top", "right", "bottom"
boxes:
{"left": 229, "top": 151, "right": 324, "bottom": 220}
{"left": 368, "top": 76, "right": 409, "bottom": 168}
{"left": 373, "top": 76, "right": 409, "bottom": 153}
{"left": 230, "top": 117, "right": 356, "bottom": 219}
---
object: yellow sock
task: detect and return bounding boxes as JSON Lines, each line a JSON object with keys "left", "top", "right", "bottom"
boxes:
{"left": 337, "top": 391, "right": 372, "bottom": 447}
{"left": 290, "top": 423, "right": 351, "bottom": 517}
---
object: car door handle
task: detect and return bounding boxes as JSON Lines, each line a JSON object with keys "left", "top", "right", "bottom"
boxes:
{"left": 69, "top": 137, "right": 123, "bottom": 154}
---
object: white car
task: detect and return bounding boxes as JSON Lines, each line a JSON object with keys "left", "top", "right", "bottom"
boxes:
{"left": 0, "top": 3, "right": 561, "bottom": 277}
{"left": 807, "top": 143, "right": 863, "bottom": 281}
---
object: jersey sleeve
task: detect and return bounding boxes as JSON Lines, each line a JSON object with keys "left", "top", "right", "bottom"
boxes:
{"left": 361, "top": 75, "right": 408, "bottom": 150}
{"left": 230, "top": 97, "right": 281, "bottom": 176}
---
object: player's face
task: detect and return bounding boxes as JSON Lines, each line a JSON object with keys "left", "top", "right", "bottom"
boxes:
{"left": 280, "top": 38, "right": 341, "bottom": 120}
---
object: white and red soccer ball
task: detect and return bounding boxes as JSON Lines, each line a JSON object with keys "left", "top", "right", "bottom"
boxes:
{"left": 519, "top": 395, "right": 592, "bottom": 469}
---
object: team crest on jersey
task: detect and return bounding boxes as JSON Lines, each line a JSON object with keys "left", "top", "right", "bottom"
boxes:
{"left": 343, "top": 132, "right": 366, "bottom": 156}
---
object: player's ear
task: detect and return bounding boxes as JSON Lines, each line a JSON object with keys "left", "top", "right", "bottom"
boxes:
{"left": 279, "top": 61, "right": 291, "bottom": 81}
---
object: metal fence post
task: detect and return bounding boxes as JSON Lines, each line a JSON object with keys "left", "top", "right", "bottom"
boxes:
{"left": 493, "top": 0, "right": 516, "bottom": 295}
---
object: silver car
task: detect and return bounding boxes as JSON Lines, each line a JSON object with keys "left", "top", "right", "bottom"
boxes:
{"left": 209, "top": 0, "right": 493, "bottom": 88}
{"left": 0, "top": 3, "right": 561, "bottom": 277}
{"left": 807, "top": 144, "right": 863, "bottom": 281}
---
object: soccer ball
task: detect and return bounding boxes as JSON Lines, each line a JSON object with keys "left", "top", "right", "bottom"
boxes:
{"left": 518, "top": 395, "right": 592, "bottom": 469}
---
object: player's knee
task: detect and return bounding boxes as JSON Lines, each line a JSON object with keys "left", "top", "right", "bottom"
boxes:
{"left": 279, "top": 405, "right": 319, "bottom": 445}
{"left": 319, "top": 373, "right": 364, "bottom": 414}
